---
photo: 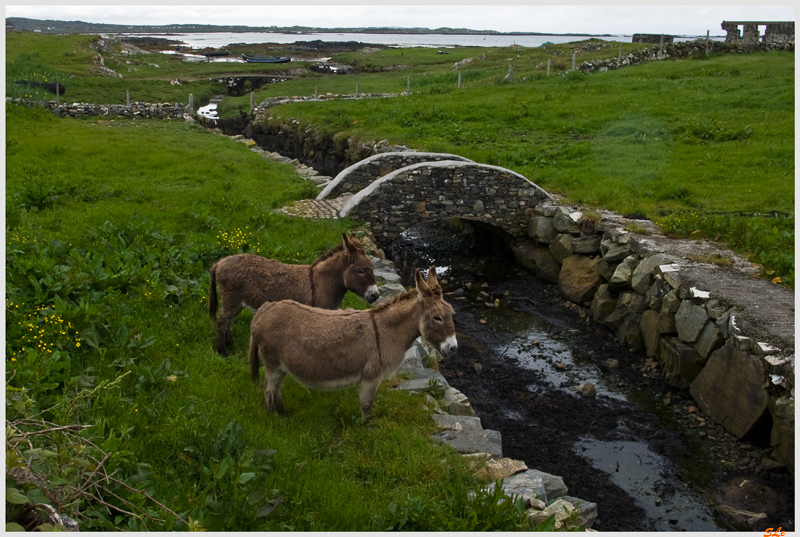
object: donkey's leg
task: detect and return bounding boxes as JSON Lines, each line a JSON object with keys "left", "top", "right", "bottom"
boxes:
{"left": 215, "top": 301, "right": 244, "bottom": 355}
{"left": 263, "top": 367, "right": 288, "bottom": 416}
{"left": 358, "top": 378, "right": 382, "bottom": 424}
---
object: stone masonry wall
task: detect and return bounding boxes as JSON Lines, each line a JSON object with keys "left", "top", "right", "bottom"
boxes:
{"left": 514, "top": 200, "right": 795, "bottom": 473}
{"left": 577, "top": 38, "right": 794, "bottom": 75}
{"left": 11, "top": 99, "right": 187, "bottom": 119}
{"left": 317, "top": 151, "right": 474, "bottom": 200}
{"left": 340, "top": 160, "right": 552, "bottom": 245}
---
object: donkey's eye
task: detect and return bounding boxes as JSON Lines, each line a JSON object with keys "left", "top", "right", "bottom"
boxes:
{"left": 357, "top": 270, "right": 365, "bottom": 275}
{"left": 434, "top": 316, "right": 443, "bottom": 323}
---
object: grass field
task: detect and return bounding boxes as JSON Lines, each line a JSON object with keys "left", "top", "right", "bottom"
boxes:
{"left": 5, "top": 103, "right": 543, "bottom": 531}
{"left": 4, "top": 30, "right": 795, "bottom": 530}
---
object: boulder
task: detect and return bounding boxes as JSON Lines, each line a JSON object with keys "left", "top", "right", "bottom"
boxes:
{"left": 396, "top": 344, "right": 424, "bottom": 374}
{"left": 659, "top": 336, "right": 706, "bottom": 388}
{"left": 590, "top": 283, "right": 617, "bottom": 322}
{"left": 524, "top": 469, "right": 569, "bottom": 500}
{"left": 512, "top": 240, "right": 561, "bottom": 284}
{"left": 559, "top": 495, "right": 598, "bottom": 529}
{"left": 689, "top": 342, "right": 769, "bottom": 438}
{"left": 549, "top": 234, "right": 573, "bottom": 264}
{"left": 694, "top": 321, "right": 724, "bottom": 359}
{"left": 675, "top": 299, "right": 709, "bottom": 343}
{"left": 433, "top": 428, "right": 503, "bottom": 458}
{"left": 600, "top": 242, "right": 633, "bottom": 264}
{"left": 640, "top": 309, "right": 661, "bottom": 357}
{"left": 474, "top": 457, "right": 528, "bottom": 481}
{"left": 571, "top": 234, "right": 602, "bottom": 255}
{"left": 527, "top": 216, "right": 557, "bottom": 244}
{"left": 616, "top": 314, "right": 644, "bottom": 351}
{"left": 527, "top": 499, "right": 576, "bottom": 530}
{"left": 552, "top": 207, "right": 581, "bottom": 234}
{"left": 558, "top": 255, "right": 601, "bottom": 304}
{"left": 608, "top": 255, "right": 638, "bottom": 292}
{"left": 631, "top": 253, "right": 672, "bottom": 294}
{"left": 768, "top": 396, "right": 794, "bottom": 474}
{"left": 442, "top": 387, "right": 478, "bottom": 416}
{"left": 431, "top": 413, "right": 483, "bottom": 432}
{"left": 393, "top": 368, "right": 449, "bottom": 392}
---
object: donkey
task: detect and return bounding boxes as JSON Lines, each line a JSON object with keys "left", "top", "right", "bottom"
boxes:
{"left": 209, "top": 233, "right": 379, "bottom": 355}
{"left": 249, "top": 266, "right": 457, "bottom": 423}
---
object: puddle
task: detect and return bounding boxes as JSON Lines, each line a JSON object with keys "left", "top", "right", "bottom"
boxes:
{"left": 385, "top": 221, "right": 736, "bottom": 531}
{"left": 575, "top": 437, "right": 720, "bottom": 531}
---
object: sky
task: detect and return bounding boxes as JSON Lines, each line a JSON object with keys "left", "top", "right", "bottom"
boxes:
{"left": 4, "top": 3, "right": 796, "bottom": 37}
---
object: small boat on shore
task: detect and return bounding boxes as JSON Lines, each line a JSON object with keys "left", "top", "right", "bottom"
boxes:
{"left": 203, "top": 50, "right": 230, "bottom": 57}
{"left": 242, "top": 54, "right": 291, "bottom": 64}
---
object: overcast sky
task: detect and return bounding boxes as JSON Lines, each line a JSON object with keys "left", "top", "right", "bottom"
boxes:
{"left": 4, "top": 3, "right": 795, "bottom": 36}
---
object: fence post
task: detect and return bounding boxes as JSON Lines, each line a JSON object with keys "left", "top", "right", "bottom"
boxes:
{"left": 250, "top": 91, "right": 255, "bottom": 116}
{"left": 188, "top": 94, "right": 194, "bottom": 115}
{"left": 126, "top": 90, "right": 130, "bottom": 107}
{"left": 314, "top": 86, "right": 318, "bottom": 98}
{"left": 458, "top": 71, "right": 461, "bottom": 89}
{"left": 572, "top": 52, "right": 576, "bottom": 70}
{"left": 619, "top": 42, "right": 622, "bottom": 60}
{"left": 547, "top": 59, "right": 551, "bottom": 76}
{"left": 659, "top": 34, "right": 664, "bottom": 58}
{"left": 507, "top": 64, "right": 513, "bottom": 82}
{"left": 705, "top": 30, "right": 710, "bottom": 55}
{"left": 56, "top": 83, "right": 60, "bottom": 106}
{"left": 406, "top": 76, "right": 410, "bottom": 94}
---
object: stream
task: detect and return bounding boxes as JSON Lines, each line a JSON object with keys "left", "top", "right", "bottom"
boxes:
{"left": 384, "top": 220, "right": 766, "bottom": 532}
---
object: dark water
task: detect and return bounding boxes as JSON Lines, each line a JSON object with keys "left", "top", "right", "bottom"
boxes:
{"left": 385, "top": 221, "right": 724, "bottom": 531}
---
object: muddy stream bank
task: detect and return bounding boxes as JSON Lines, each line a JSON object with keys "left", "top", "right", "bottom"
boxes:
{"left": 384, "top": 221, "right": 794, "bottom": 532}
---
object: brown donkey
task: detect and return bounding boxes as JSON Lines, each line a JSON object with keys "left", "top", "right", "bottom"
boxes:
{"left": 209, "top": 233, "right": 379, "bottom": 355}
{"left": 249, "top": 267, "right": 457, "bottom": 423}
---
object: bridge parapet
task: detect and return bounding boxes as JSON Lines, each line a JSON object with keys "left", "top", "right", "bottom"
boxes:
{"left": 317, "top": 151, "right": 473, "bottom": 200}
{"left": 340, "top": 160, "right": 552, "bottom": 246}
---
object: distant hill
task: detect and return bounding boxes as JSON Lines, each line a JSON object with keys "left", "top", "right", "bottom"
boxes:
{"left": 5, "top": 17, "right": 590, "bottom": 37}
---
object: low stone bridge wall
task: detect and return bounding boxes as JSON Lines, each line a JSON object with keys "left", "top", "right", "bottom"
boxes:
{"left": 339, "top": 160, "right": 552, "bottom": 245}
{"left": 317, "top": 151, "right": 473, "bottom": 200}
{"left": 216, "top": 75, "right": 291, "bottom": 96}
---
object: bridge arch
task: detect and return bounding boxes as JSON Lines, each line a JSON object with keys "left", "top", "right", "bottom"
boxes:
{"left": 317, "top": 151, "right": 473, "bottom": 200}
{"left": 340, "top": 160, "right": 553, "bottom": 246}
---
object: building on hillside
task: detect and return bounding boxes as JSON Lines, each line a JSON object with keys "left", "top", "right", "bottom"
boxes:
{"left": 722, "top": 21, "right": 795, "bottom": 44}
{"left": 632, "top": 34, "right": 674, "bottom": 44}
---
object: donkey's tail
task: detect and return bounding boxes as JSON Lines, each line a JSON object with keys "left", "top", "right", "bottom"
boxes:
{"left": 249, "top": 336, "right": 261, "bottom": 382}
{"left": 208, "top": 262, "right": 219, "bottom": 321}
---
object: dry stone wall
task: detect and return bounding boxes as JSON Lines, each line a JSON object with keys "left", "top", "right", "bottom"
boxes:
{"left": 340, "top": 160, "right": 552, "bottom": 245}
{"left": 577, "top": 39, "right": 794, "bottom": 75}
{"left": 20, "top": 99, "right": 186, "bottom": 119}
{"left": 513, "top": 200, "right": 795, "bottom": 473}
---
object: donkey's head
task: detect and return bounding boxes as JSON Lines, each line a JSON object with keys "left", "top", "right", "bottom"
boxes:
{"left": 415, "top": 266, "right": 458, "bottom": 358}
{"left": 341, "top": 233, "right": 380, "bottom": 303}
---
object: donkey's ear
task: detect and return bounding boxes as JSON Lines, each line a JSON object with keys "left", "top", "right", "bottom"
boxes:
{"left": 342, "top": 233, "right": 355, "bottom": 253}
{"left": 415, "top": 269, "right": 432, "bottom": 297}
{"left": 426, "top": 266, "right": 442, "bottom": 294}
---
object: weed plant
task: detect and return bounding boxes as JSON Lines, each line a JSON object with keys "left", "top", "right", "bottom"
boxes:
{"left": 5, "top": 104, "right": 539, "bottom": 531}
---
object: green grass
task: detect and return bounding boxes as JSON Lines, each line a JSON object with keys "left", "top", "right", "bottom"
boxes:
{"left": 258, "top": 51, "right": 794, "bottom": 285}
{"left": 5, "top": 103, "right": 540, "bottom": 531}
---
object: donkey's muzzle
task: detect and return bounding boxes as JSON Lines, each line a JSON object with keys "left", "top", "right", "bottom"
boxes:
{"left": 364, "top": 285, "right": 380, "bottom": 304}
{"left": 440, "top": 335, "right": 458, "bottom": 358}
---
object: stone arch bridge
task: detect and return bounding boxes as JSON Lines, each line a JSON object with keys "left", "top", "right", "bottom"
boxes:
{"left": 312, "top": 152, "right": 553, "bottom": 247}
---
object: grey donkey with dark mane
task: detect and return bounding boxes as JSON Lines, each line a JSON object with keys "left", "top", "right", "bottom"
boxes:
{"left": 209, "top": 233, "right": 379, "bottom": 355}
{"left": 249, "top": 266, "right": 458, "bottom": 423}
